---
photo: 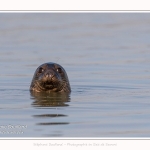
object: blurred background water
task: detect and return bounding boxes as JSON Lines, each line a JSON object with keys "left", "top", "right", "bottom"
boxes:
{"left": 0, "top": 13, "right": 150, "bottom": 137}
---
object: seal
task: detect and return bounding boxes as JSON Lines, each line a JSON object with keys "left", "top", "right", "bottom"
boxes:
{"left": 30, "top": 62, "right": 71, "bottom": 93}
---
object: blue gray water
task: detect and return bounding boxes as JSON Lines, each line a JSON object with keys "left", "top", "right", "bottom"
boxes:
{"left": 0, "top": 13, "right": 150, "bottom": 137}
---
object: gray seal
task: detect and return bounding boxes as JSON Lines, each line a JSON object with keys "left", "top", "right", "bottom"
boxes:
{"left": 30, "top": 62, "right": 71, "bottom": 93}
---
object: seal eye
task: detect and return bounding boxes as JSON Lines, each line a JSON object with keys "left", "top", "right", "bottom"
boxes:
{"left": 57, "top": 68, "right": 62, "bottom": 73}
{"left": 38, "top": 67, "right": 44, "bottom": 73}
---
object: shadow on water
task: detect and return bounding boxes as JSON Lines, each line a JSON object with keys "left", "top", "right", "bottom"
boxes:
{"left": 30, "top": 92, "right": 71, "bottom": 107}
{"left": 30, "top": 92, "right": 70, "bottom": 131}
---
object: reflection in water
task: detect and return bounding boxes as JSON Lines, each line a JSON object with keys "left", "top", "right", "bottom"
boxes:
{"left": 33, "top": 114, "right": 67, "bottom": 117}
{"left": 30, "top": 92, "right": 70, "bottom": 129}
{"left": 30, "top": 91, "right": 71, "bottom": 107}
{"left": 37, "top": 122, "right": 69, "bottom": 125}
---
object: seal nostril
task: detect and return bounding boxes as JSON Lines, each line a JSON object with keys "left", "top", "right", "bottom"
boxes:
{"left": 45, "top": 72, "right": 53, "bottom": 78}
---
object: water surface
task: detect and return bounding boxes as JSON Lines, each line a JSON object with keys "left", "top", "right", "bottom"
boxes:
{"left": 0, "top": 13, "right": 150, "bottom": 137}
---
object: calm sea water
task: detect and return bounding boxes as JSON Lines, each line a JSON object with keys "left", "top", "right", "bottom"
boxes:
{"left": 0, "top": 13, "right": 150, "bottom": 137}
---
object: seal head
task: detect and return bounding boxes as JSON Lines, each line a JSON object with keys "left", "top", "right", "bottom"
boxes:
{"left": 30, "top": 62, "right": 71, "bottom": 93}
